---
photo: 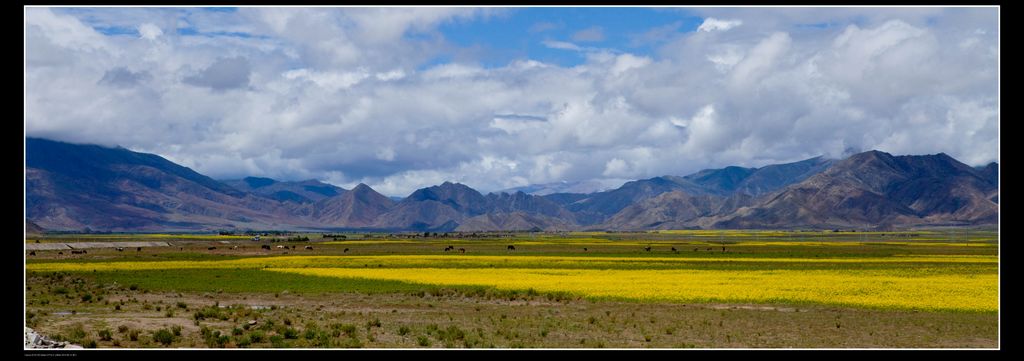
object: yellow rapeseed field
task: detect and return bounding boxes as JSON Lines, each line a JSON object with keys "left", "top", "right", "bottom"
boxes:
{"left": 269, "top": 267, "right": 996, "bottom": 312}
{"left": 27, "top": 253, "right": 996, "bottom": 312}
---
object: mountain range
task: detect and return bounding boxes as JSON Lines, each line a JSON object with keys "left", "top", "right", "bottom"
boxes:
{"left": 24, "top": 138, "right": 998, "bottom": 232}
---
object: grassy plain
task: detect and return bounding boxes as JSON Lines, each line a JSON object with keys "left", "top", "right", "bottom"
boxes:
{"left": 24, "top": 230, "right": 998, "bottom": 348}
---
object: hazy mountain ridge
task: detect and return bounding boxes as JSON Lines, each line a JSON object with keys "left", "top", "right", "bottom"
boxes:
{"left": 25, "top": 138, "right": 998, "bottom": 231}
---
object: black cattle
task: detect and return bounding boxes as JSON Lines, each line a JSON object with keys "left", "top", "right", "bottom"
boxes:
{"left": 671, "top": 247, "right": 677, "bottom": 253}
{"left": 722, "top": 247, "right": 726, "bottom": 252}
{"left": 507, "top": 245, "right": 516, "bottom": 251}
{"left": 304, "top": 246, "right": 313, "bottom": 250}
{"left": 208, "top": 247, "right": 217, "bottom": 250}
{"left": 583, "top": 248, "right": 588, "bottom": 252}
{"left": 644, "top": 246, "right": 652, "bottom": 252}
{"left": 28, "top": 251, "right": 36, "bottom": 256}
{"left": 707, "top": 247, "right": 713, "bottom": 251}
{"left": 261, "top": 245, "right": 271, "bottom": 250}
{"left": 693, "top": 248, "right": 699, "bottom": 252}
{"left": 71, "top": 250, "right": 85, "bottom": 255}
{"left": 344, "top": 248, "right": 349, "bottom": 253}
{"left": 458, "top": 248, "right": 466, "bottom": 254}
{"left": 137, "top": 247, "right": 142, "bottom": 252}
{"left": 58, "top": 251, "right": 63, "bottom": 255}
{"left": 116, "top": 247, "right": 124, "bottom": 252}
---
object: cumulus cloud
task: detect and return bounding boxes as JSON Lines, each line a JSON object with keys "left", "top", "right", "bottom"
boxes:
{"left": 697, "top": 17, "right": 742, "bottom": 32}
{"left": 138, "top": 23, "right": 162, "bottom": 40}
{"left": 99, "top": 67, "right": 151, "bottom": 87}
{"left": 25, "top": 7, "right": 999, "bottom": 196}
{"left": 183, "top": 56, "right": 252, "bottom": 90}
{"left": 541, "top": 40, "right": 582, "bottom": 51}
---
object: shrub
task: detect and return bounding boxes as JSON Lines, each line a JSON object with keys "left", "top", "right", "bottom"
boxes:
{"left": 282, "top": 327, "right": 299, "bottom": 339}
{"left": 397, "top": 326, "right": 410, "bottom": 336}
{"left": 97, "top": 329, "right": 112, "bottom": 341}
{"left": 417, "top": 336, "right": 431, "bottom": 347}
{"left": 177, "top": 302, "right": 188, "bottom": 309}
{"left": 249, "top": 331, "right": 265, "bottom": 343}
{"left": 117, "top": 325, "right": 129, "bottom": 334}
{"left": 171, "top": 325, "right": 182, "bottom": 337}
{"left": 269, "top": 335, "right": 286, "bottom": 348}
{"left": 128, "top": 329, "right": 140, "bottom": 341}
{"left": 65, "top": 324, "right": 87, "bottom": 344}
{"left": 153, "top": 329, "right": 175, "bottom": 346}
{"left": 366, "top": 318, "right": 382, "bottom": 329}
{"left": 232, "top": 327, "right": 243, "bottom": 336}
{"left": 84, "top": 339, "right": 97, "bottom": 348}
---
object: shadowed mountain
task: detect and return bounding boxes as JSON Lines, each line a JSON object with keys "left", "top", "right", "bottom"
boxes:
{"left": 542, "top": 193, "right": 590, "bottom": 206}
{"left": 457, "top": 212, "right": 576, "bottom": 232}
{"left": 312, "top": 184, "right": 394, "bottom": 228}
{"left": 372, "top": 182, "right": 488, "bottom": 231}
{"left": 732, "top": 157, "right": 835, "bottom": 196}
{"left": 24, "top": 137, "right": 997, "bottom": 231}
{"left": 224, "top": 177, "right": 347, "bottom": 204}
{"left": 25, "top": 138, "right": 312, "bottom": 231}
{"left": 682, "top": 166, "right": 757, "bottom": 195}
{"left": 561, "top": 156, "right": 835, "bottom": 224}
{"left": 602, "top": 191, "right": 723, "bottom": 230}
{"left": 26, "top": 220, "right": 44, "bottom": 234}
{"left": 714, "top": 151, "right": 998, "bottom": 229}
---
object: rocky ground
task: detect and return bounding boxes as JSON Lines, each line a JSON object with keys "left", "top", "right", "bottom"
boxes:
{"left": 24, "top": 327, "right": 82, "bottom": 349}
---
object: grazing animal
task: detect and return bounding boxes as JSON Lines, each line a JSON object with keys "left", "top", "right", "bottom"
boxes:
{"left": 71, "top": 250, "right": 85, "bottom": 255}
{"left": 671, "top": 247, "right": 677, "bottom": 253}
{"left": 304, "top": 246, "right": 313, "bottom": 250}
{"left": 507, "top": 245, "right": 516, "bottom": 251}
{"left": 444, "top": 246, "right": 451, "bottom": 252}
{"left": 644, "top": 246, "right": 652, "bottom": 252}
{"left": 583, "top": 248, "right": 588, "bottom": 252}
{"left": 58, "top": 252, "right": 63, "bottom": 255}
{"left": 707, "top": 247, "right": 713, "bottom": 251}
{"left": 276, "top": 245, "right": 285, "bottom": 249}
{"left": 458, "top": 248, "right": 466, "bottom": 254}
{"left": 232, "top": 246, "right": 239, "bottom": 250}
{"left": 722, "top": 247, "right": 726, "bottom": 252}
{"left": 137, "top": 247, "right": 142, "bottom": 252}
{"left": 344, "top": 248, "right": 349, "bottom": 253}
{"left": 693, "top": 248, "right": 699, "bottom": 252}
{"left": 261, "top": 245, "right": 271, "bottom": 250}
{"left": 116, "top": 247, "right": 124, "bottom": 252}
{"left": 28, "top": 251, "right": 35, "bottom": 256}
{"left": 208, "top": 247, "right": 217, "bottom": 250}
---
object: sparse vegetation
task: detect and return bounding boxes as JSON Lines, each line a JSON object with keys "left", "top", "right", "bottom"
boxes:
{"left": 23, "top": 230, "right": 997, "bottom": 348}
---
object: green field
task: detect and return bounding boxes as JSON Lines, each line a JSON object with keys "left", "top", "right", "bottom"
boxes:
{"left": 24, "top": 230, "right": 999, "bottom": 348}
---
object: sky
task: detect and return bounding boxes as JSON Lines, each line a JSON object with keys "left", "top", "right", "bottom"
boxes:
{"left": 25, "top": 6, "right": 999, "bottom": 197}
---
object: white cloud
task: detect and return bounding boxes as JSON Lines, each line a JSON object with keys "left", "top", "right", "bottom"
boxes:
{"left": 25, "top": 7, "right": 999, "bottom": 196}
{"left": 541, "top": 40, "right": 582, "bottom": 51}
{"left": 697, "top": 17, "right": 742, "bottom": 32}
{"left": 138, "top": 23, "right": 163, "bottom": 40}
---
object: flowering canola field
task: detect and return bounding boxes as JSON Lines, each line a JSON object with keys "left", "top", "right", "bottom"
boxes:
{"left": 27, "top": 251, "right": 996, "bottom": 312}
{"left": 269, "top": 267, "right": 995, "bottom": 312}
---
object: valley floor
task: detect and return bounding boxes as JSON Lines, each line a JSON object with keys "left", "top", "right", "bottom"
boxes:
{"left": 24, "top": 230, "right": 999, "bottom": 349}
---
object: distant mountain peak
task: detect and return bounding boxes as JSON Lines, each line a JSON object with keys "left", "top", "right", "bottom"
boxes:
{"left": 243, "top": 176, "right": 277, "bottom": 188}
